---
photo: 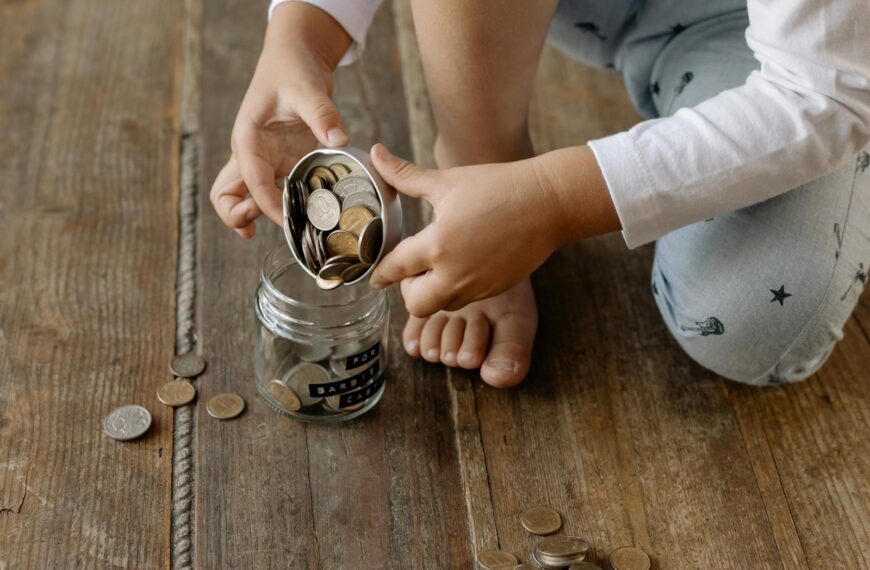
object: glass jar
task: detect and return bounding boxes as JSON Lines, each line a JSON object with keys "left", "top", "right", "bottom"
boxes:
{"left": 253, "top": 245, "right": 388, "bottom": 422}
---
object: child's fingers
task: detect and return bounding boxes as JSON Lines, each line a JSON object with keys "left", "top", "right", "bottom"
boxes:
{"left": 294, "top": 87, "right": 348, "bottom": 147}
{"left": 231, "top": 122, "right": 284, "bottom": 225}
{"left": 210, "top": 158, "right": 261, "bottom": 231}
{"left": 370, "top": 229, "right": 433, "bottom": 289}
{"left": 400, "top": 272, "right": 456, "bottom": 318}
{"left": 370, "top": 144, "right": 434, "bottom": 200}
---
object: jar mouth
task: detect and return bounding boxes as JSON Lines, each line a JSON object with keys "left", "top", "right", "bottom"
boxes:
{"left": 261, "top": 245, "right": 379, "bottom": 310}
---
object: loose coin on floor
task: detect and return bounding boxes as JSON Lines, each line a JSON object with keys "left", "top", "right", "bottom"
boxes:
{"left": 477, "top": 549, "right": 518, "bottom": 570}
{"left": 103, "top": 405, "right": 152, "bottom": 441}
{"left": 157, "top": 380, "right": 196, "bottom": 407}
{"left": 170, "top": 353, "right": 206, "bottom": 378}
{"left": 207, "top": 393, "right": 246, "bottom": 420}
{"left": 521, "top": 506, "right": 562, "bottom": 535}
{"left": 266, "top": 379, "right": 302, "bottom": 411}
{"left": 609, "top": 547, "right": 650, "bottom": 570}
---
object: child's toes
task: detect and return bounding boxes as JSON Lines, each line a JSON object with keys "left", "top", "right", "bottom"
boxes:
{"left": 402, "top": 316, "right": 427, "bottom": 357}
{"left": 440, "top": 317, "right": 466, "bottom": 366}
{"left": 457, "top": 315, "right": 490, "bottom": 369}
{"left": 420, "top": 314, "right": 449, "bottom": 363}
{"left": 481, "top": 313, "right": 535, "bottom": 388}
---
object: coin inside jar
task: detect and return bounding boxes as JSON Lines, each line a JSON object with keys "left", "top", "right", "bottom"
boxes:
{"left": 609, "top": 547, "right": 651, "bottom": 570}
{"left": 207, "top": 393, "right": 246, "bottom": 420}
{"left": 266, "top": 379, "right": 302, "bottom": 411}
{"left": 284, "top": 362, "right": 330, "bottom": 407}
{"left": 476, "top": 549, "right": 518, "bottom": 570}
{"left": 521, "top": 506, "right": 562, "bottom": 535}
{"left": 157, "top": 380, "right": 196, "bottom": 407}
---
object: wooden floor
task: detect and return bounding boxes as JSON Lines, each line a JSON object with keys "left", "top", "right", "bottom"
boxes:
{"left": 1, "top": 1, "right": 868, "bottom": 568}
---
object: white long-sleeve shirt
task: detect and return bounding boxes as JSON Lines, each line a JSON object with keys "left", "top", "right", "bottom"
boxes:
{"left": 270, "top": 0, "right": 870, "bottom": 248}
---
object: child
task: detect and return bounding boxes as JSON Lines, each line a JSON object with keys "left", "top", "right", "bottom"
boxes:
{"left": 210, "top": 0, "right": 870, "bottom": 388}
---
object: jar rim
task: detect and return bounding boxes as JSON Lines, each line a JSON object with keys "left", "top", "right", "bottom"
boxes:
{"left": 260, "top": 244, "right": 380, "bottom": 310}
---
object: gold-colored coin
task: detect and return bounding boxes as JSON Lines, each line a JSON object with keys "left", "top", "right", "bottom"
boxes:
{"left": 266, "top": 379, "right": 302, "bottom": 411}
{"left": 325, "top": 394, "right": 365, "bottom": 412}
{"left": 325, "top": 229, "right": 359, "bottom": 257}
{"left": 206, "top": 393, "right": 245, "bottom": 420}
{"left": 609, "top": 547, "right": 650, "bottom": 570}
{"left": 309, "top": 166, "right": 337, "bottom": 186}
{"left": 170, "top": 353, "right": 206, "bottom": 378}
{"left": 521, "top": 506, "right": 562, "bottom": 535}
{"left": 329, "top": 163, "right": 352, "bottom": 179}
{"left": 319, "top": 261, "right": 352, "bottom": 280}
{"left": 315, "top": 275, "right": 342, "bottom": 290}
{"left": 339, "top": 205, "right": 374, "bottom": 236}
{"left": 358, "top": 217, "right": 383, "bottom": 264}
{"left": 308, "top": 175, "right": 325, "bottom": 190}
{"left": 476, "top": 549, "right": 518, "bottom": 570}
{"left": 341, "top": 262, "right": 371, "bottom": 283}
{"left": 157, "top": 380, "right": 196, "bottom": 407}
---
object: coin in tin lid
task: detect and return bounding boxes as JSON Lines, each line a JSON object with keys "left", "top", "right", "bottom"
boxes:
{"left": 476, "top": 549, "right": 518, "bottom": 570}
{"left": 609, "top": 547, "right": 650, "bottom": 570}
{"left": 308, "top": 165, "right": 338, "bottom": 186}
{"left": 103, "top": 405, "right": 152, "bottom": 441}
{"left": 521, "top": 506, "right": 562, "bottom": 535}
{"left": 326, "top": 230, "right": 359, "bottom": 257}
{"left": 307, "top": 189, "right": 341, "bottom": 231}
{"left": 170, "top": 353, "right": 206, "bottom": 378}
{"left": 341, "top": 263, "right": 371, "bottom": 283}
{"left": 339, "top": 205, "right": 375, "bottom": 236}
{"left": 319, "top": 261, "right": 353, "bottom": 280}
{"left": 157, "top": 380, "right": 197, "bottom": 407}
{"left": 332, "top": 173, "right": 376, "bottom": 200}
{"left": 267, "top": 379, "right": 302, "bottom": 411}
{"left": 308, "top": 174, "right": 326, "bottom": 190}
{"left": 341, "top": 190, "right": 381, "bottom": 216}
{"left": 329, "top": 162, "right": 352, "bottom": 179}
{"left": 358, "top": 217, "right": 383, "bottom": 264}
{"left": 207, "top": 393, "right": 245, "bottom": 420}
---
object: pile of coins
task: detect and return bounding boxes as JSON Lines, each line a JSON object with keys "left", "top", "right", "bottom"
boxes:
{"left": 476, "top": 506, "right": 651, "bottom": 570}
{"left": 284, "top": 162, "right": 384, "bottom": 289}
{"left": 103, "top": 353, "right": 247, "bottom": 441}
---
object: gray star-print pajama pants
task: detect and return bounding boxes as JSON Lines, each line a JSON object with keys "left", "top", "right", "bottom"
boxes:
{"left": 549, "top": 0, "right": 869, "bottom": 385}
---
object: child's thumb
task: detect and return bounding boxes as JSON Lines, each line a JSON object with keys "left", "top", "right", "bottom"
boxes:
{"left": 370, "top": 143, "right": 431, "bottom": 199}
{"left": 297, "top": 91, "right": 348, "bottom": 147}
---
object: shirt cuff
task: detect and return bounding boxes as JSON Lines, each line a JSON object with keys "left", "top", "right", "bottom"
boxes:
{"left": 588, "top": 131, "right": 663, "bottom": 249}
{"left": 269, "top": 0, "right": 382, "bottom": 66}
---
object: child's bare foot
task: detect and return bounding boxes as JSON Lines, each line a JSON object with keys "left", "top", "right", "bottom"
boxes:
{"left": 402, "top": 278, "right": 538, "bottom": 387}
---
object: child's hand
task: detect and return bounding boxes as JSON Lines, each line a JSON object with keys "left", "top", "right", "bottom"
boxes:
{"left": 368, "top": 144, "right": 571, "bottom": 317}
{"left": 210, "top": 3, "right": 352, "bottom": 238}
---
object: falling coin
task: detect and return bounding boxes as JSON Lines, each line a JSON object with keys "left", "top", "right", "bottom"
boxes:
{"left": 358, "top": 217, "right": 383, "bottom": 264}
{"left": 315, "top": 275, "right": 342, "bottom": 290}
{"left": 521, "top": 506, "right": 562, "bottom": 535}
{"left": 170, "top": 353, "right": 206, "bottom": 378}
{"left": 266, "top": 379, "right": 302, "bottom": 411}
{"left": 326, "top": 230, "right": 360, "bottom": 257}
{"left": 341, "top": 263, "right": 371, "bottom": 283}
{"left": 307, "top": 189, "right": 341, "bottom": 231}
{"left": 207, "top": 393, "right": 246, "bottom": 420}
{"left": 609, "top": 547, "right": 650, "bottom": 570}
{"left": 319, "top": 261, "right": 353, "bottom": 280}
{"left": 103, "top": 405, "right": 152, "bottom": 441}
{"left": 339, "top": 205, "right": 375, "bottom": 236}
{"left": 157, "top": 380, "right": 196, "bottom": 407}
{"left": 476, "top": 549, "right": 518, "bottom": 570}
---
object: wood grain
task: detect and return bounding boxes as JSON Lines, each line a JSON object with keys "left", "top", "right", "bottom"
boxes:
{"left": 0, "top": 0, "right": 181, "bottom": 567}
{"left": 196, "top": 2, "right": 470, "bottom": 568}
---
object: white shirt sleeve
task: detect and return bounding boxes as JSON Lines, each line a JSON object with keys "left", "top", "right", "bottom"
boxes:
{"left": 588, "top": 0, "right": 870, "bottom": 248}
{"left": 269, "top": 0, "right": 383, "bottom": 66}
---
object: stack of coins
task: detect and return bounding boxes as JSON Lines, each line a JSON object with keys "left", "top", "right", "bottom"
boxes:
{"left": 532, "top": 536, "right": 591, "bottom": 568}
{"left": 284, "top": 163, "right": 384, "bottom": 290}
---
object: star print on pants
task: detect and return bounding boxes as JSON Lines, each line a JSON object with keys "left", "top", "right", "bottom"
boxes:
{"left": 770, "top": 285, "right": 792, "bottom": 306}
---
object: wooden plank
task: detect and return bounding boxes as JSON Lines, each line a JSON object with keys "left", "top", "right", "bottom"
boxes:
{"left": 467, "top": 46, "right": 788, "bottom": 569}
{"left": 0, "top": 0, "right": 182, "bottom": 567}
{"left": 197, "top": 2, "right": 471, "bottom": 568}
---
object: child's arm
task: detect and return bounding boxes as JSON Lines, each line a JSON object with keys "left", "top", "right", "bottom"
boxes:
{"left": 209, "top": 2, "right": 353, "bottom": 238}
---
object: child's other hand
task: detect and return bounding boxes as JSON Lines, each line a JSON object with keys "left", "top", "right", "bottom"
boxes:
{"left": 210, "top": 3, "right": 352, "bottom": 238}
{"left": 368, "top": 144, "right": 568, "bottom": 317}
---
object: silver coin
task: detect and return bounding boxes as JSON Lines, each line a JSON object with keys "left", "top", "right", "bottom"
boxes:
{"left": 103, "top": 405, "right": 152, "bottom": 441}
{"left": 315, "top": 275, "right": 342, "bottom": 290}
{"left": 314, "top": 228, "right": 327, "bottom": 266}
{"left": 302, "top": 223, "right": 317, "bottom": 271}
{"left": 307, "top": 189, "right": 341, "bottom": 231}
{"left": 297, "top": 343, "right": 333, "bottom": 363}
{"left": 341, "top": 191, "right": 381, "bottom": 216}
{"left": 284, "top": 362, "right": 330, "bottom": 406}
{"left": 170, "top": 353, "right": 206, "bottom": 378}
{"left": 332, "top": 173, "right": 376, "bottom": 200}
{"left": 358, "top": 218, "right": 383, "bottom": 264}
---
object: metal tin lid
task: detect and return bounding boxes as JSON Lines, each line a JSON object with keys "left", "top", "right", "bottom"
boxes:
{"left": 282, "top": 147, "right": 403, "bottom": 287}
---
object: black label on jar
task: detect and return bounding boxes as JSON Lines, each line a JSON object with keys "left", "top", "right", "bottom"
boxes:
{"left": 308, "top": 359, "right": 380, "bottom": 398}
{"left": 338, "top": 372, "right": 386, "bottom": 408}
{"left": 345, "top": 341, "right": 380, "bottom": 370}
